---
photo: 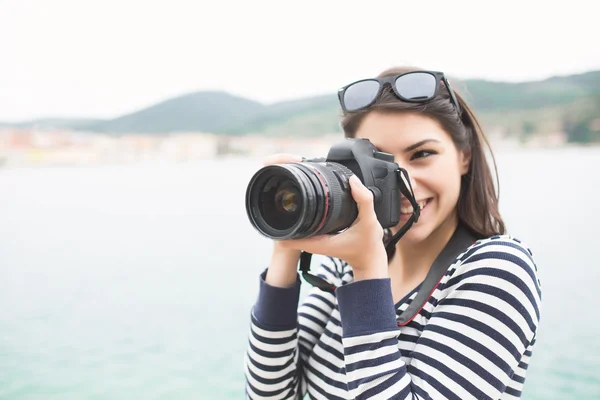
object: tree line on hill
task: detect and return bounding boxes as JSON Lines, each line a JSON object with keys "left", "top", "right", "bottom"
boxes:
{"left": 2, "top": 70, "right": 598, "bottom": 144}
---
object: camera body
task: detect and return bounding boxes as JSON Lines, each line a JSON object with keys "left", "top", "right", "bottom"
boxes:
{"left": 245, "top": 138, "right": 402, "bottom": 240}
{"left": 316, "top": 138, "right": 401, "bottom": 229}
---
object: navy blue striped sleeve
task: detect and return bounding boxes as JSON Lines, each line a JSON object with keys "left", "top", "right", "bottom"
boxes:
{"left": 244, "top": 257, "right": 341, "bottom": 399}
{"left": 335, "top": 238, "right": 542, "bottom": 399}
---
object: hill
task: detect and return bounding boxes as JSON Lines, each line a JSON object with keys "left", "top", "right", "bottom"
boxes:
{"left": 86, "top": 91, "right": 267, "bottom": 134}
{"left": 2, "top": 70, "right": 599, "bottom": 142}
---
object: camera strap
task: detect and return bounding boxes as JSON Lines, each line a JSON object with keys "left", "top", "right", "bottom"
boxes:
{"left": 396, "top": 223, "right": 476, "bottom": 325}
{"left": 298, "top": 167, "right": 421, "bottom": 294}
{"left": 298, "top": 224, "right": 476, "bottom": 325}
{"left": 299, "top": 251, "right": 338, "bottom": 293}
{"left": 297, "top": 167, "right": 476, "bottom": 324}
{"left": 383, "top": 167, "right": 420, "bottom": 255}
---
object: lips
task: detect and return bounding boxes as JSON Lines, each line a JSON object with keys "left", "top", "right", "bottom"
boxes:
{"left": 400, "top": 198, "right": 431, "bottom": 215}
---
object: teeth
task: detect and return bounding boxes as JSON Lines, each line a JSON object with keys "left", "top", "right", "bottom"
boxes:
{"left": 400, "top": 200, "right": 428, "bottom": 214}
{"left": 400, "top": 205, "right": 413, "bottom": 214}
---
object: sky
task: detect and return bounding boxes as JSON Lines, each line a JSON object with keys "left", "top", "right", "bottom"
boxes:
{"left": 1, "top": 0, "right": 599, "bottom": 121}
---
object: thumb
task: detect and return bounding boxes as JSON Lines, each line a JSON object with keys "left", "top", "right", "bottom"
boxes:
{"left": 349, "top": 175, "right": 376, "bottom": 217}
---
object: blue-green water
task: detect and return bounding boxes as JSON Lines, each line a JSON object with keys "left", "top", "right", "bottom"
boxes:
{"left": 1, "top": 146, "right": 599, "bottom": 399}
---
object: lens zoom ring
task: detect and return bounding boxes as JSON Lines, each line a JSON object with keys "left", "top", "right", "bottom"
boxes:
{"left": 314, "top": 163, "right": 355, "bottom": 234}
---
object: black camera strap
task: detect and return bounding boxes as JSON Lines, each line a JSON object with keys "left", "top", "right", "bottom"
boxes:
{"left": 299, "top": 224, "right": 476, "bottom": 325}
{"left": 396, "top": 223, "right": 475, "bottom": 325}
{"left": 383, "top": 167, "right": 421, "bottom": 256}
{"left": 297, "top": 167, "right": 475, "bottom": 324}
{"left": 299, "top": 251, "right": 338, "bottom": 293}
{"left": 298, "top": 167, "right": 420, "bottom": 293}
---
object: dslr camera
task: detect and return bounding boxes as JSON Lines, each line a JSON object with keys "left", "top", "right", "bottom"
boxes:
{"left": 245, "top": 138, "right": 405, "bottom": 240}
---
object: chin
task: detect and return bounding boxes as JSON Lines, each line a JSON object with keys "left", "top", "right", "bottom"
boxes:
{"left": 394, "top": 203, "right": 460, "bottom": 249}
{"left": 392, "top": 200, "right": 435, "bottom": 245}
{"left": 395, "top": 220, "right": 433, "bottom": 245}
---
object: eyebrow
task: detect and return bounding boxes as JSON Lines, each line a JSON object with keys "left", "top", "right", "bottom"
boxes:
{"left": 404, "top": 139, "right": 440, "bottom": 153}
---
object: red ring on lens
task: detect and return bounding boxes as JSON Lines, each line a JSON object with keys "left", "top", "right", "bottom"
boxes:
{"left": 306, "top": 165, "right": 330, "bottom": 234}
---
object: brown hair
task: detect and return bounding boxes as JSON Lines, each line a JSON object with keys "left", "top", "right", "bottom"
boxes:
{"left": 340, "top": 66, "right": 506, "bottom": 248}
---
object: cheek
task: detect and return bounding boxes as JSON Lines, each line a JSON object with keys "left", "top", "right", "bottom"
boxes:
{"left": 431, "top": 160, "right": 463, "bottom": 205}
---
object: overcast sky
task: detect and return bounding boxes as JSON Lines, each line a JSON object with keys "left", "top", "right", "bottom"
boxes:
{"left": 1, "top": 0, "right": 598, "bottom": 121}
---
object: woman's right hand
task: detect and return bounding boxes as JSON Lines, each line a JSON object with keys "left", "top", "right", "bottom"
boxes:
{"left": 261, "top": 153, "right": 304, "bottom": 288}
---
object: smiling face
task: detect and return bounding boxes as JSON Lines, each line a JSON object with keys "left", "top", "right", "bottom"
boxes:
{"left": 355, "top": 111, "right": 470, "bottom": 245}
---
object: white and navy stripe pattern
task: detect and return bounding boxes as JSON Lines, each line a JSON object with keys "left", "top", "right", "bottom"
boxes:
{"left": 245, "top": 235, "right": 542, "bottom": 399}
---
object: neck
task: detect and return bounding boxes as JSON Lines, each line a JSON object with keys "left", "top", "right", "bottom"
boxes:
{"left": 390, "top": 212, "right": 460, "bottom": 279}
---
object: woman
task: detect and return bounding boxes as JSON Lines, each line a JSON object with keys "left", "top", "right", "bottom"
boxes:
{"left": 244, "top": 66, "right": 542, "bottom": 399}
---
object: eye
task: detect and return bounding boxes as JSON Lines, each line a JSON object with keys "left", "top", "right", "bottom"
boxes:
{"left": 410, "top": 149, "right": 437, "bottom": 160}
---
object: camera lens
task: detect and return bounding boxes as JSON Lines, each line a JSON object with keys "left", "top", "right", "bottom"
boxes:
{"left": 275, "top": 185, "right": 300, "bottom": 214}
{"left": 258, "top": 177, "right": 302, "bottom": 231}
{"left": 245, "top": 161, "right": 358, "bottom": 240}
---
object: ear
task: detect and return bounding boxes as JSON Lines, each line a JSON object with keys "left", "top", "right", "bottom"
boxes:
{"left": 458, "top": 146, "right": 471, "bottom": 175}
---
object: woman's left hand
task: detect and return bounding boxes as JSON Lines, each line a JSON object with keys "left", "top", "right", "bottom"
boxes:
{"left": 277, "top": 175, "right": 389, "bottom": 280}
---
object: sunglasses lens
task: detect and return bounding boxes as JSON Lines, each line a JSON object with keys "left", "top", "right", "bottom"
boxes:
{"left": 395, "top": 72, "right": 436, "bottom": 101}
{"left": 342, "top": 80, "right": 380, "bottom": 111}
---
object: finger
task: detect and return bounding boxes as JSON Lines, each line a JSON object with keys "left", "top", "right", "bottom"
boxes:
{"left": 349, "top": 175, "right": 376, "bottom": 219}
{"left": 262, "top": 153, "right": 303, "bottom": 166}
{"left": 277, "top": 234, "right": 335, "bottom": 254}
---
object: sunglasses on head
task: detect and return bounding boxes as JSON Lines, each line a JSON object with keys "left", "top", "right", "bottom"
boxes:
{"left": 337, "top": 70, "right": 461, "bottom": 115}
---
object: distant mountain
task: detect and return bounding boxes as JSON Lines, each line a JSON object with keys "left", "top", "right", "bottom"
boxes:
{"left": 231, "top": 70, "right": 600, "bottom": 139}
{"left": 455, "top": 70, "right": 600, "bottom": 112}
{"left": 2, "top": 70, "right": 598, "bottom": 139}
{"left": 224, "top": 94, "right": 340, "bottom": 135}
{"left": 86, "top": 91, "right": 266, "bottom": 134}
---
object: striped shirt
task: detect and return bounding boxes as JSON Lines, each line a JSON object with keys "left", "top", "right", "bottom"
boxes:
{"left": 244, "top": 234, "right": 542, "bottom": 399}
